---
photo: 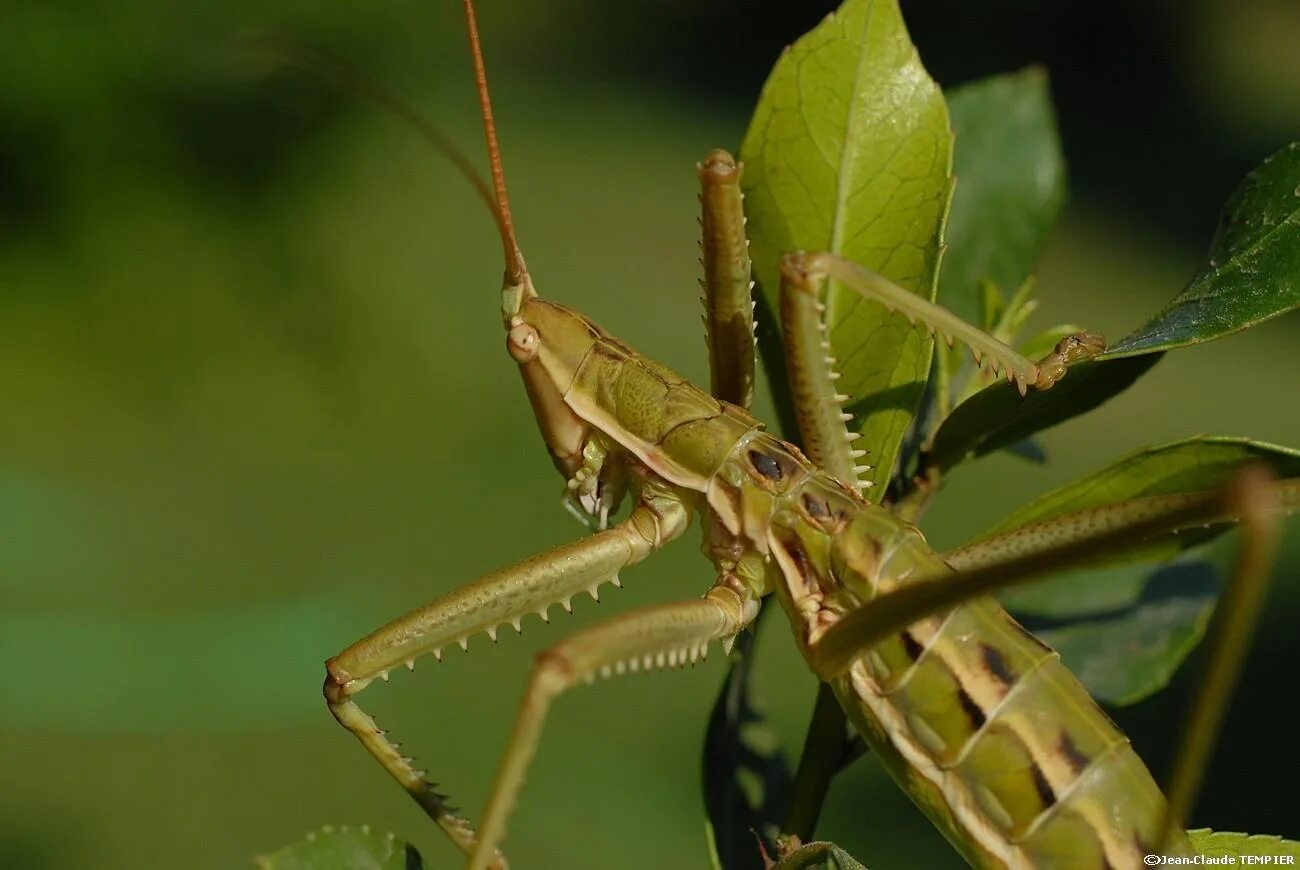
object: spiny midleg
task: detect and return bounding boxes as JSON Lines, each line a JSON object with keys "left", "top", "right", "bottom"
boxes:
{"left": 468, "top": 583, "right": 754, "bottom": 870}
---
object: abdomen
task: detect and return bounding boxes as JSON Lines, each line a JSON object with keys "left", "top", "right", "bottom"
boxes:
{"left": 827, "top": 511, "right": 1194, "bottom": 867}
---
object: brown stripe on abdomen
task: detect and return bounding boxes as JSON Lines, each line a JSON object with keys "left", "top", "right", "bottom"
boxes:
{"left": 952, "top": 646, "right": 1137, "bottom": 845}
{"left": 1020, "top": 737, "right": 1195, "bottom": 865}
{"left": 981, "top": 642, "right": 1016, "bottom": 686}
{"left": 901, "top": 630, "right": 924, "bottom": 661}
{"left": 1058, "top": 730, "right": 1091, "bottom": 775}
{"left": 1029, "top": 760, "right": 1056, "bottom": 809}
{"left": 880, "top": 631, "right": 997, "bottom": 766}
{"left": 957, "top": 687, "right": 988, "bottom": 731}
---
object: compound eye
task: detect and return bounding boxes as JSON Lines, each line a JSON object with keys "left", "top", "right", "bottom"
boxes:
{"left": 506, "top": 321, "right": 540, "bottom": 363}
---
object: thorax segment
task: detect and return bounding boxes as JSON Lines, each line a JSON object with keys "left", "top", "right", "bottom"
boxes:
{"left": 563, "top": 335, "right": 760, "bottom": 491}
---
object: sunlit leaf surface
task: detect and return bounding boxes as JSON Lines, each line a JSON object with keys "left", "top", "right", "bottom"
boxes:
{"left": 255, "top": 825, "right": 422, "bottom": 870}
{"left": 742, "top": 0, "right": 952, "bottom": 493}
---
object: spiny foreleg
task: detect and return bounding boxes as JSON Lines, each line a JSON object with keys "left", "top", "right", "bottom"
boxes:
{"left": 323, "top": 479, "right": 692, "bottom": 867}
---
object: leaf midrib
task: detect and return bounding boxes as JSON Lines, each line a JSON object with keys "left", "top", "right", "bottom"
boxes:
{"left": 828, "top": 0, "right": 878, "bottom": 330}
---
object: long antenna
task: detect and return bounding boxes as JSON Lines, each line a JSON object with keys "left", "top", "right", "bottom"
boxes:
{"left": 463, "top": 0, "right": 525, "bottom": 285}
{"left": 245, "top": 36, "right": 498, "bottom": 219}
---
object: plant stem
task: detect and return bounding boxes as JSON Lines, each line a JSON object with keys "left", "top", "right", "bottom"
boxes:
{"left": 783, "top": 682, "right": 853, "bottom": 842}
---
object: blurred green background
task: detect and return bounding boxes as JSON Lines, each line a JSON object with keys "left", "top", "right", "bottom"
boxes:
{"left": 2, "top": 1, "right": 1298, "bottom": 868}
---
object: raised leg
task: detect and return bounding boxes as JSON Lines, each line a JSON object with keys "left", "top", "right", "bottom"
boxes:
{"left": 1159, "top": 467, "right": 1282, "bottom": 846}
{"left": 698, "top": 150, "right": 756, "bottom": 410}
{"left": 780, "top": 252, "right": 1104, "bottom": 397}
{"left": 469, "top": 583, "right": 756, "bottom": 870}
{"left": 323, "top": 482, "right": 691, "bottom": 867}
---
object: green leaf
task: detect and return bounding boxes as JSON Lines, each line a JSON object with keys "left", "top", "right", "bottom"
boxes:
{"left": 1189, "top": 829, "right": 1300, "bottom": 860}
{"left": 772, "top": 841, "right": 869, "bottom": 870}
{"left": 703, "top": 614, "right": 791, "bottom": 870}
{"left": 939, "top": 68, "right": 1066, "bottom": 328}
{"left": 741, "top": 0, "right": 952, "bottom": 494}
{"left": 928, "top": 143, "right": 1300, "bottom": 473}
{"left": 928, "top": 355, "right": 1159, "bottom": 473}
{"left": 1018, "top": 560, "right": 1220, "bottom": 705}
{"left": 1112, "top": 142, "right": 1300, "bottom": 355}
{"left": 255, "top": 825, "right": 422, "bottom": 870}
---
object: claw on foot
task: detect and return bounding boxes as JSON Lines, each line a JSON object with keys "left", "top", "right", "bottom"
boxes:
{"left": 1033, "top": 332, "right": 1106, "bottom": 390}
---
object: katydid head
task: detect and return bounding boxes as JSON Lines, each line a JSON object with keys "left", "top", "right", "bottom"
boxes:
{"left": 506, "top": 300, "right": 597, "bottom": 374}
{"left": 506, "top": 297, "right": 616, "bottom": 527}
{"left": 463, "top": 0, "right": 612, "bottom": 513}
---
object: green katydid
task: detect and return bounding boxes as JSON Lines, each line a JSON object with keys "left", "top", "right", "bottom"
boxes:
{"left": 319, "top": 2, "right": 1300, "bottom": 868}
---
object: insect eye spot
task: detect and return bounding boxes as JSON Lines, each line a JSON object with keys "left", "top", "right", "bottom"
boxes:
{"left": 507, "top": 323, "right": 540, "bottom": 362}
